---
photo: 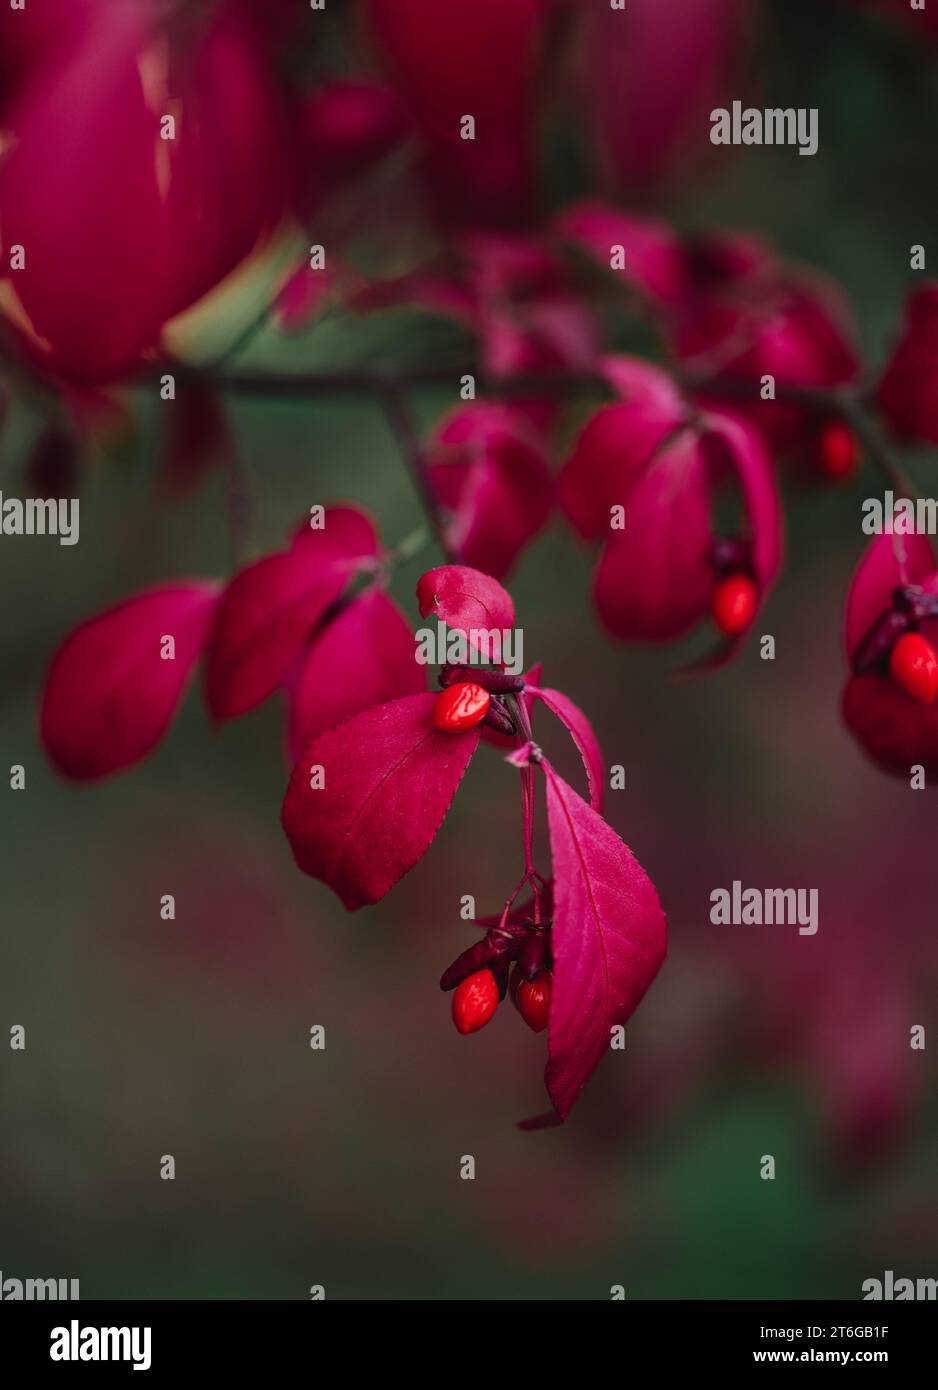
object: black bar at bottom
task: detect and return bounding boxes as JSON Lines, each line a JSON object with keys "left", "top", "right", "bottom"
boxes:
{"left": 1, "top": 1300, "right": 931, "bottom": 1375}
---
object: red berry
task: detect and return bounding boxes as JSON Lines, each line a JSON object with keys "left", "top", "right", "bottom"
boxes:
{"left": 816, "top": 419, "right": 858, "bottom": 481}
{"left": 452, "top": 968, "right": 499, "bottom": 1034}
{"left": 432, "top": 681, "right": 491, "bottom": 732}
{"left": 889, "top": 632, "right": 938, "bottom": 705}
{"left": 711, "top": 573, "right": 758, "bottom": 636}
{"left": 514, "top": 970, "right": 551, "bottom": 1033}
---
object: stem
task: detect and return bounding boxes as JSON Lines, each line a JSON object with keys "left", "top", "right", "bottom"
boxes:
{"left": 376, "top": 384, "right": 460, "bottom": 562}
{"left": 838, "top": 395, "right": 919, "bottom": 499}
{"left": 177, "top": 363, "right": 609, "bottom": 400}
{"left": 151, "top": 358, "right": 923, "bottom": 523}
{"left": 221, "top": 442, "right": 252, "bottom": 567}
{"left": 387, "top": 521, "right": 433, "bottom": 566}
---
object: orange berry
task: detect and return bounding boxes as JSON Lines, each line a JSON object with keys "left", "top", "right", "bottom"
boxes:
{"left": 432, "top": 682, "right": 491, "bottom": 732}
{"left": 889, "top": 632, "right": 938, "bottom": 705}
{"left": 711, "top": 573, "right": 758, "bottom": 636}
{"left": 452, "top": 968, "right": 499, "bottom": 1034}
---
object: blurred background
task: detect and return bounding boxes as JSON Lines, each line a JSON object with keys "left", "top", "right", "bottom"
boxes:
{"left": 2, "top": 0, "right": 938, "bottom": 1299}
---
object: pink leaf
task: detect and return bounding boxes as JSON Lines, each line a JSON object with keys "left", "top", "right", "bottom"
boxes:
{"left": 593, "top": 432, "right": 713, "bottom": 640}
{"left": 416, "top": 564, "right": 515, "bottom": 659}
{"left": 700, "top": 408, "right": 783, "bottom": 592}
{"left": 554, "top": 200, "right": 688, "bottom": 306}
{"left": 282, "top": 693, "right": 480, "bottom": 909}
{"left": 41, "top": 582, "right": 219, "bottom": 781}
{"left": 582, "top": 0, "right": 749, "bottom": 194}
{"left": 365, "top": 0, "right": 547, "bottom": 228}
{"left": 428, "top": 404, "right": 552, "bottom": 579}
{"left": 287, "top": 590, "right": 426, "bottom": 761}
{"left": 558, "top": 360, "right": 686, "bottom": 539}
{"left": 529, "top": 687, "right": 605, "bottom": 812}
{"left": 1, "top": 4, "right": 169, "bottom": 382}
{"left": 206, "top": 506, "right": 379, "bottom": 720}
{"left": 543, "top": 761, "right": 667, "bottom": 1120}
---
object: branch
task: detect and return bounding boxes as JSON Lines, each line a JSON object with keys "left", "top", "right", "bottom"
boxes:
{"left": 375, "top": 384, "right": 460, "bottom": 563}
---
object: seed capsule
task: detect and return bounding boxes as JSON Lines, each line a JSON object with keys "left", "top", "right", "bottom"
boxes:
{"left": 515, "top": 970, "right": 551, "bottom": 1033}
{"left": 711, "top": 573, "right": 758, "bottom": 636}
{"left": 433, "top": 682, "right": 491, "bottom": 732}
{"left": 889, "top": 632, "right": 938, "bottom": 705}
{"left": 452, "top": 968, "right": 499, "bottom": 1034}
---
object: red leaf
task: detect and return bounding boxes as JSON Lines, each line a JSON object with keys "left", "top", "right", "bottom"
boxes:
{"left": 282, "top": 692, "right": 480, "bottom": 909}
{"left": 593, "top": 431, "right": 713, "bottom": 641}
{"left": 558, "top": 359, "right": 686, "bottom": 539}
{"left": 1, "top": 5, "right": 168, "bottom": 382}
{"left": 699, "top": 409, "right": 782, "bottom": 594}
{"left": 554, "top": 200, "right": 687, "bottom": 305}
{"left": 529, "top": 686, "right": 604, "bottom": 811}
{"left": 206, "top": 506, "right": 379, "bottom": 720}
{"left": 416, "top": 564, "right": 515, "bottom": 660}
{"left": 543, "top": 761, "right": 666, "bottom": 1119}
{"left": 428, "top": 403, "right": 552, "bottom": 580}
{"left": 287, "top": 590, "right": 426, "bottom": 761}
{"left": 41, "top": 582, "right": 219, "bottom": 780}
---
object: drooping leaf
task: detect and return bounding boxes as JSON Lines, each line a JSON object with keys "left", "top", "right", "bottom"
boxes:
{"left": 205, "top": 506, "right": 379, "bottom": 720}
{"left": 529, "top": 686, "right": 604, "bottom": 811}
{"left": 41, "top": 581, "right": 219, "bottom": 780}
{"left": 543, "top": 761, "right": 666, "bottom": 1119}
{"left": 416, "top": 564, "right": 515, "bottom": 660}
{"left": 282, "top": 692, "right": 480, "bottom": 909}
{"left": 287, "top": 589, "right": 425, "bottom": 760}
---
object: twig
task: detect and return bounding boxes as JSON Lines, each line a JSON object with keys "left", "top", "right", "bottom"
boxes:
{"left": 375, "top": 385, "right": 460, "bottom": 562}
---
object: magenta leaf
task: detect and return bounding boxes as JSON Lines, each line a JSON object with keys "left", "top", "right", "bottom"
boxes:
{"left": 554, "top": 199, "right": 687, "bottom": 305}
{"left": 287, "top": 589, "right": 426, "bottom": 761}
{"left": 593, "top": 431, "right": 713, "bottom": 640}
{"left": 206, "top": 506, "right": 379, "bottom": 720}
{"left": 529, "top": 686, "right": 604, "bottom": 811}
{"left": 0, "top": 4, "right": 169, "bottom": 382}
{"left": 700, "top": 409, "right": 782, "bottom": 593}
{"left": 282, "top": 692, "right": 480, "bottom": 909}
{"left": 543, "top": 760, "right": 666, "bottom": 1119}
{"left": 427, "top": 403, "right": 552, "bottom": 580}
{"left": 41, "top": 581, "right": 220, "bottom": 780}
{"left": 558, "top": 358, "right": 686, "bottom": 539}
{"left": 416, "top": 564, "right": 515, "bottom": 658}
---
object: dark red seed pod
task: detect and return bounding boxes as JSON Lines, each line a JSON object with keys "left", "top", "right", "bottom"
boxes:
{"left": 852, "top": 606, "right": 911, "bottom": 675}
{"left": 518, "top": 929, "right": 548, "bottom": 981}
{"left": 482, "top": 698, "right": 516, "bottom": 736}
{"left": 491, "top": 957, "right": 511, "bottom": 1002}
{"left": 440, "top": 940, "right": 495, "bottom": 992}
{"left": 439, "top": 664, "right": 526, "bottom": 695}
{"left": 710, "top": 536, "right": 752, "bottom": 576}
{"left": 440, "top": 926, "right": 520, "bottom": 991}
